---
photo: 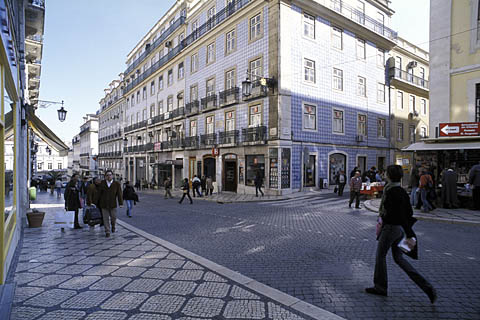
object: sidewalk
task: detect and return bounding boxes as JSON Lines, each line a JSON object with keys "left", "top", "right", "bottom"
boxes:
{"left": 10, "top": 193, "right": 343, "bottom": 320}
{"left": 139, "top": 187, "right": 336, "bottom": 203}
{"left": 364, "top": 198, "right": 480, "bottom": 226}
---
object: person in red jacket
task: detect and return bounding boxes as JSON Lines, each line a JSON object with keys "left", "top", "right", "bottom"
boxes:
{"left": 418, "top": 169, "right": 433, "bottom": 213}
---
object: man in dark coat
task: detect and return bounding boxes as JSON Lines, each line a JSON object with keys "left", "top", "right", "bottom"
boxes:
{"left": 335, "top": 170, "right": 347, "bottom": 196}
{"left": 255, "top": 171, "right": 264, "bottom": 197}
{"left": 441, "top": 168, "right": 458, "bottom": 209}
{"left": 98, "top": 170, "right": 123, "bottom": 237}
{"left": 64, "top": 173, "right": 82, "bottom": 229}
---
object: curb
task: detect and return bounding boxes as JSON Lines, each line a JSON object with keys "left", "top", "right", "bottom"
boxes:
{"left": 117, "top": 219, "right": 345, "bottom": 320}
{"left": 363, "top": 200, "right": 480, "bottom": 227}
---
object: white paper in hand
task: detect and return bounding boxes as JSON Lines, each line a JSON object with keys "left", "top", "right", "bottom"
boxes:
{"left": 398, "top": 237, "right": 416, "bottom": 253}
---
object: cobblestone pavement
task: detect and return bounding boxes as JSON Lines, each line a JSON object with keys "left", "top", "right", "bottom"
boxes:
{"left": 365, "top": 198, "right": 480, "bottom": 226}
{"left": 10, "top": 192, "right": 341, "bottom": 320}
{"left": 124, "top": 192, "right": 480, "bottom": 320}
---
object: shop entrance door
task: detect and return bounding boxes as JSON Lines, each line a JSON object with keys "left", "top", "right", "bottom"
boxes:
{"left": 224, "top": 160, "right": 237, "bottom": 192}
{"left": 203, "top": 157, "right": 216, "bottom": 181}
{"left": 304, "top": 155, "right": 316, "bottom": 187}
{"left": 329, "top": 153, "right": 346, "bottom": 185}
{"left": 358, "top": 156, "right": 366, "bottom": 174}
{"left": 135, "top": 157, "right": 146, "bottom": 185}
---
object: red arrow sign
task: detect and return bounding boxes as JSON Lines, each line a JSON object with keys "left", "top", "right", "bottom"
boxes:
{"left": 439, "top": 122, "right": 480, "bottom": 136}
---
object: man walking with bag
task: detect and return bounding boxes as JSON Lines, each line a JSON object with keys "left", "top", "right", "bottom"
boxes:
{"left": 86, "top": 177, "right": 103, "bottom": 227}
{"left": 98, "top": 170, "right": 123, "bottom": 237}
{"left": 349, "top": 170, "right": 362, "bottom": 208}
{"left": 335, "top": 170, "right": 347, "bottom": 196}
{"left": 164, "top": 177, "right": 173, "bottom": 199}
{"left": 179, "top": 178, "right": 193, "bottom": 204}
{"left": 64, "top": 173, "right": 82, "bottom": 229}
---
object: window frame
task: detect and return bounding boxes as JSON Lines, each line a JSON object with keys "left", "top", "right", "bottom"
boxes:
{"left": 397, "top": 122, "right": 404, "bottom": 141}
{"left": 302, "top": 102, "right": 317, "bottom": 131}
{"left": 303, "top": 58, "right": 316, "bottom": 84}
{"left": 397, "top": 91, "right": 404, "bottom": 110}
{"left": 331, "top": 26, "right": 343, "bottom": 50}
{"left": 333, "top": 68, "right": 344, "bottom": 91}
{"left": 150, "top": 81, "right": 155, "bottom": 96}
{"left": 225, "top": 28, "right": 236, "bottom": 55}
{"left": 377, "top": 118, "right": 386, "bottom": 138}
{"left": 206, "top": 77, "right": 216, "bottom": 97}
{"left": 225, "top": 110, "right": 236, "bottom": 131}
{"left": 206, "top": 115, "right": 215, "bottom": 134}
{"left": 249, "top": 12, "right": 263, "bottom": 42}
{"left": 377, "top": 83, "right": 385, "bottom": 103}
{"left": 357, "top": 76, "right": 366, "bottom": 97}
{"left": 225, "top": 68, "right": 236, "bottom": 90}
{"left": 357, "top": 113, "right": 367, "bottom": 136}
{"left": 191, "top": 52, "right": 199, "bottom": 74}
{"left": 178, "top": 61, "right": 184, "bottom": 80}
{"left": 206, "top": 42, "right": 216, "bottom": 65}
{"left": 248, "top": 103, "right": 263, "bottom": 127}
{"left": 421, "top": 99, "right": 427, "bottom": 115}
{"left": 303, "top": 12, "right": 315, "bottom": 40}
{"left": 332, "top": 108, "right": 345, "bottom": 135}
{"left": 356, "top": 38, "right": 366, "bottom": 60}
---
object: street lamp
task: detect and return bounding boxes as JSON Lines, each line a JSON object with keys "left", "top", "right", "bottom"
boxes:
{"left": 45, "top": 146, "right": 51, "bottom": 155}
{"left": 241, "top": 71, "right": 276, "bottom": 97}
{"left": 36, "top": 99, "right": 68, "bottom": 122}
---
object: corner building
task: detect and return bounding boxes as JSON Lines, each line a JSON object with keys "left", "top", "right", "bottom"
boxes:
{"left": 121, "top": 0, "right": 398, "bottom": 194}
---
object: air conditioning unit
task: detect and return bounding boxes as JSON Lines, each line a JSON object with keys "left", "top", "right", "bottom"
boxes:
{"left": 356, "top": 135, "right": 365, "bottom": 142}
{"left": 165, "top": 40, "right": 172, "bottom": 47}
{"left": 407, "top": 61, "right": 418, "bottom": 68}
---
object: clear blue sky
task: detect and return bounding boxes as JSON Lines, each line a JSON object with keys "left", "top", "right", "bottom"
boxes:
{"left": 37, "top": 0, "right": 429, "bottom": 143}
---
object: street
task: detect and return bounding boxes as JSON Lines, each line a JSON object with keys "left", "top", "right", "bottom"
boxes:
{"left": 123, "top": 191, "right": 480, "bottom": 319}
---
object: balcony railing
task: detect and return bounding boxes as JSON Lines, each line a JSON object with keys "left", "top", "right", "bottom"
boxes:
{"left": 219, "top": 87, "right": 239, "bottom": 106}
{"left": 151, "top": 114, "right": 164, "bottom": 125}
{"left": 201, "top": 94, "right": 217, "bottom": 111}
{"left": 185, "top": 101, "right": 200, "bottom": 115}
{"left": 79, "top": 153, "right": 89, "bottom": 157}
{"left": 389, "top": 68, "right": 429, "bottom": 90}
{"left": 242, "top": 126, "right": 267, "bottom": 143}
{"left": 171, "top": 107, "right": 185, "bottom": 118}
{"left": 219, "top": 130, "right": 239, "bottom": 145}
{"left": 184, "top": 136, "right": 199, "bottom": 149}
{"left": 200, "top": 133, "right": 217, "bottom": 146}
{"left": 124, "top": 0, "right": 251, "bottom": 94}
{"left": 328, "top": 0, "right": 397, "bottom": 40}
{"left": 99, "top": 130, "right": 122, "bottom": 142}
{"left": 125, "top": 16, "right": 186, "bottom": 76}
{"left": 26, "top": 35, "right": 43, "bottom": 43}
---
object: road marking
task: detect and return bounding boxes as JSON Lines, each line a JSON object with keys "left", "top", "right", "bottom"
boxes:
{"left": 444, "top": 252, "right": 452, "bottom": 256}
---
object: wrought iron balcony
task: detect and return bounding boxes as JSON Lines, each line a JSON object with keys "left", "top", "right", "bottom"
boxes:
{"left": 184, "top": 136, "right": 199, "bottom": 149}
{"left": 161, "top": 141, "right": 172, "bottom": 150}
{"left": 242, "top": 126, "right": 267, "bottom": 143}
{"left": 171, "top": 107, "right": 185, "bottom": 118}
{"left": 185, "top": 101, "right": 200, "bottom": 115}
{"left": 201, "top": 94, "right": 217, "bottom": 111}
{"left": 200, "top": 133, "right": 217, "bottom": 146}
{"left": 124, "top": 0, "right": 252, "bottom": 94}
{"left": 172, "top": 138, "right": 184, "bottom": 149}
{"left": 151, "top": 114, "right": 164, "bottom": 125}
{"left": 389, "top": 67, "right": 429, "bottom": 90}
{"left": 219, "top": 130, "right": 239, "bottom": 145}
{"left": 79, "top": 153, "right": 89, "bottom": 157}
{"left": 327, "top": 0, "right": 397, "bottom": 40}
{"left": 219, "top": 87, "right": 239, "bottom": 106}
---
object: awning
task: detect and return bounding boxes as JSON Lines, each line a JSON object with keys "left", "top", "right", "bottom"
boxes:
{"left": 402, "top": 141, "right": 480, "bottom": 151}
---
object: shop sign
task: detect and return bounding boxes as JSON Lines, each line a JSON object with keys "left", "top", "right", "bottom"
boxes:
{"left": 224, "top": 154, "right": 237, "bottom": 160}
{"left": 439, "top": 122, "right": 480, "bottom": 137}
{"left": 212, "top": 148, "right": 219, "bottom": 156}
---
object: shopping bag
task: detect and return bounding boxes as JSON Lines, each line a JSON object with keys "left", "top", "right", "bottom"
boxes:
{"left": 55, "top": 210, "right": 75, "bottom": 229}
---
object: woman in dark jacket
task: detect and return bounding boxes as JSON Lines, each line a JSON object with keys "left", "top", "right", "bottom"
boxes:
{"left": 366, "top": 165, "right": 437, "bottom": 304}
{"left": 178, "top": 178, "right": 193, "bottom": 204}
{"left": 122, "top": 181, "right": 137, "bottom": 218}
{"left": 64, "top": 173, "right": 82, "bottom": 229}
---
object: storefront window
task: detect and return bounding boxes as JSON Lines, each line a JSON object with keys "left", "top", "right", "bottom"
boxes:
{"left": 246, "top": 155, "right": 265, "bottom": 186}
{"left": 281, "top": 148, "right": 291, "bottom": 189}
{"left": 329, "top": 153, "right": 346, "bottom": 184}
{"left": 269, "top": 148, "right": 278, "bottom": 188}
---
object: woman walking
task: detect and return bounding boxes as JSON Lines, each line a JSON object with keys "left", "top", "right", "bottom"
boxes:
{"left": 179, "top": 178, "right": 193, "bottom": 204}
{"left": 123, "top": 181, "right": 137, "bottom": 218}
{"left": 366, "top": 165, "right": 437, "bottom": 303}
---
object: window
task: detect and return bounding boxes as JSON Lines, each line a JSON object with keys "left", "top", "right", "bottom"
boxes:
{"left": 126, "top": 98, "right": 130, "bottom": 109}
{"left": 136, "top": 91, "right": 140, "bottom": 103}
{"left": 143, "top": 87, "right": 147, "bottom": 100}
{"left": 167, "top": 96, "right": 173, "bottom": 111}
{"left": 206, "top": 78, "right": 215, "bottom": 96}
{"left": 303, "top": 12, "right": 315, "bottom": 39}
{"left": 409, "top": 95, "right": 415, "bottom": 112}
{"left": 37, "top": 162, "right": 42, "bottom": 170}
{"left": 376, "top": 12, "right": 385, "bottom": 33}
{"left": 225, "top": 69, "right": 235, "bottom": 89}
{"left": 158, "top": 75, "right": 164, "bottom": 90}
{"left": 150, "top": 81, "right": 155, "bottom": 95}
{"left": 409, "top": 125, "right": 416, "bottom": 143}
{"left": 377, "top": 49, "right": 385, "bottom": 67}
{"left": 158, "top": 100, "right": 164, "bottom": 114}
{"left": 191, "top": 53, "right": 199, "bottom": 73}
{"left": 190, "top": 85, "right": 198, "bottom": 101}
{"left": 377, "top": 118, "right": 386, "bottom": 138}
{"left": 250, "top": 58, "right": 263, "bottom": 80}
{"left": 250, "top": 13, "right": 262, "bottom": 40}
{"left": 333, "top": 68, "right": 343, "bottom": 91}
{"left": 407, "top": 68, "right": 414, "bottom": 82}
{"left": 304, "top": 59, "right": 315, "bottom": 83}
{"left": 357, "top": 114, "right": 367, "bottom": 136}
{"left": 142, "top": 109, "right": 147, "bottom": 121}
{"left": 421, "top": 126, "right": 427, "bottom": 138}
{"left": 192, "top": 20, "right": 198, "bottom": 33}
{"left": 178, "top": 62, "right": 184, "bottom": 79}
{"left": 168, "top": 69, "right": 173, "bottom": 86}
{"left": 397, "top": 92, "right": 403, "bottom": 109}
{"left": 207, "top": 6, "right": 216, "bottom": 20}
{"left": 356, "top": 38, "right": 366, "bottom": 59}
{"left": 48, "top": 163, "right": 52, "bottom": 170}
{"left": 225, "top": 110, "right": 235, "bottom": 131}
{"left": 395, "top": 56, "right": 402, "bottom": 70}
{"left": 57, "top": 163, "right": 62, "bottom": 170}
{"left": 419, "top": 67, "right": 425, "bottom": 80}
{"left": 246, "top": 155, "right": 265, "bottom": 186}
{"left": 421, "top": 99, "right": 427, "bottom": 115}
{"left": 333, "top": 109, "right": 344, "bottom": 133}
{"left": 206, "top": 115, "right": 214, "bottom": 134}
{"left": 226, "top": 29, "right": 236, "bottom": 54}
{"left": 249, "top": 104, "right": 262, "bottom": 127}
{"left": 377, "top": 83, "right": 385, "bottom": 102}
{"left": 303, "top": 104, "right": 316, "bottom": 130}
{"left": 130, "top": 114, "right": 134, "bottom": 125}
{"left": 131, "top": 95, "right": 134, "bottom": 107}
{"left": 206, "top": 42, "right": 215, "bottom": 64}
{"left": 331, "top": 27, "right": 343, "bottom": 50}
{"left": 190, "top": 120, "right": 197, "bottom": 136}
{"left": 179, "top": 32, "right": 184, "bottom": 43}
{"left": 355, "top": 0, "right": 365, "bottom": 24}
{"left": 177, "top": 92, "right": 184, "bottom": 108}
{"left": 150, "top": 104, "right": 156, "bottom": 118}
{"left": 357, "top": 76, "right": 366, "bottom": 96}
{"left": 397, "top": 122, "right": 404, "bottom": 141}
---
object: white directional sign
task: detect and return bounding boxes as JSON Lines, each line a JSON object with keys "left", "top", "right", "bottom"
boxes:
{"left": 440, "top": 125, "right": 459, "bottom": 135}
